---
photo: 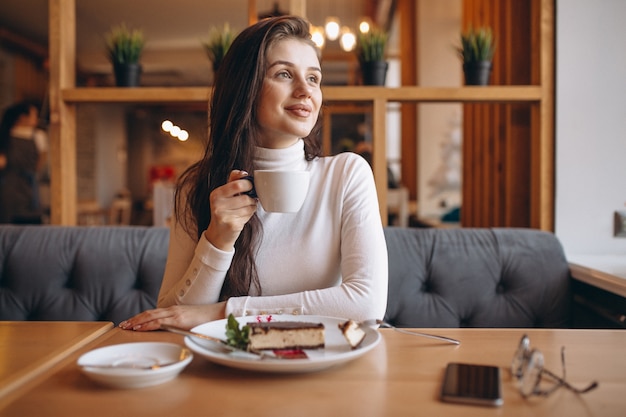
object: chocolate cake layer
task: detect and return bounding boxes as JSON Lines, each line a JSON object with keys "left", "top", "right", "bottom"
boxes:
{"left": 248, "top": 321, "right": 325, "bottom": 351}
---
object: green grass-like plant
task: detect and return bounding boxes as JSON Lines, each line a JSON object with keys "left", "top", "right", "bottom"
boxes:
{"left": 105, "top": 23, "right": 145, "bottom": 64}
{"left": 356, "top": 27, "right": 388, "bottom": 62}
{"left": 202, "top": 23, "right": 237, "bottom": 70}
{"left": 457, "top": 26, "right": 495, "bottom": 63}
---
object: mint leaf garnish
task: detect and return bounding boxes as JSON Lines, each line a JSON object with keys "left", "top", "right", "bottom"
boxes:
{"left": 225, "top": 314, "right": 250, "bottom": 350}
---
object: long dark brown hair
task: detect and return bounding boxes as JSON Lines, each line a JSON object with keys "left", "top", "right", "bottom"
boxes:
{"left": 175, "top": 16, "right": 323, "bottom": 300}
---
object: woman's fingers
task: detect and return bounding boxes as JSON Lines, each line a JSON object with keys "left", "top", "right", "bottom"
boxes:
{"left": 118, "top": 307, "right": 186, "bottom": 331}
{"left": 210, "top": 171, "right": 256, "bottom": 216}
{"left": 205, "top": 170, "right": 257, "bottom": 250}
{"left": 119, "top": 304, "right": 225, "bottom": 331}
{"left": 223, "top": 169, "right": 255, "bottom": 198}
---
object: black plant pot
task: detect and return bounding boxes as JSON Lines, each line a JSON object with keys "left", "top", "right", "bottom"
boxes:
{"left": 361, "top": 61, "right": 388, "bottom": 86}
{"left": 113, "top": 62, "right": 142, "bottom": 87}
{"left": 463, "top": 61, "right": 492, "bottom": 86}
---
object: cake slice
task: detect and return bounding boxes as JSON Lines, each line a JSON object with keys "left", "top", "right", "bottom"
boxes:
{"left": 338, "top": 320, "right": 366, "bottom": 349}
{"left": 247, "top": 321, "right": 325, "bottom": 351}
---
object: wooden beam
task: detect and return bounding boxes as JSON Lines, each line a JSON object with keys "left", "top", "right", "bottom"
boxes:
{"left": 0, "top": 28, "right": 48, "bottom": 59}
{"left": 248, "top": 0, "right": 258, "bottom": 25}
{"left": 49, "top": 0, "right": 77, "bottom": 225}
{"left": 372, "top": 98, "right": 388, "bottom": 225}
{"left": 537, "top": 0, "right": 555, "bottom": 231}
{"left": 397, "top": 0, "right": 418, "bottom": 201}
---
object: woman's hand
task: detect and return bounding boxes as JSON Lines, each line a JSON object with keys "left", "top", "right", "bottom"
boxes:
{"left": 119, "top": 302, "right": 226, "bottom": 331}
{"left": 204, "top": 170, "right": 257, "bottom": 251}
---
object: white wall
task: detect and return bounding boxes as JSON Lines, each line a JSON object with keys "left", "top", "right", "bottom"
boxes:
{"left": 77, "top": 105, "right": 127, "bottom": 209}
{"left": 96, "top": 106, "right": 127, "bottom": 207}
{"left": 555, "top": 0, "right": 626, "bottom": 256}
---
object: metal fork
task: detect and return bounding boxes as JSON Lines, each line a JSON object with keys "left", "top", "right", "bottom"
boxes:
{"left": 160, "top": 324, "right": 281, "bottom": 360}
{"left": 361, "top": 319, "right": 461, "bottom": 345}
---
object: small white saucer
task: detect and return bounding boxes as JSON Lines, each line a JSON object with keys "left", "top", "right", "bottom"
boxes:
{"left": 77, "top": 342, "right": 193, "bottom": 389}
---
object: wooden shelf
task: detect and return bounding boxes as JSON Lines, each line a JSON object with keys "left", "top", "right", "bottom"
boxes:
{"left": 61, "top": 85, "right": 543, "bottom": 104}
{"left": 49, "top": 0, "right": 554, "bottom": 228}
{"left": 325, "top": 86, "right": 543, "bottom": 102}
{"left": 62, "top": 87, "right": 212, "bottom": 104}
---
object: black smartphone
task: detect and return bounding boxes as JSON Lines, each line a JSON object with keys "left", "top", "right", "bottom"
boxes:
{"left": 440, "top": 362, "right": 503, "bottom": 407}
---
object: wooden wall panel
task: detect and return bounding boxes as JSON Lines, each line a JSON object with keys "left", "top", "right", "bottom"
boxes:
{"left": 13, "top": 55, "right": 47, "bottom": 103}
{"left": 461, "top": 0, "right": 538, "bottom": 228}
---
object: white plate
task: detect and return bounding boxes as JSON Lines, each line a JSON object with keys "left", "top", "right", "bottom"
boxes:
{"left": 185, "top": 315, "right": 380, "bottom": 373}
{"left": 77, "top": 342, "right": 193, "bottom": 389}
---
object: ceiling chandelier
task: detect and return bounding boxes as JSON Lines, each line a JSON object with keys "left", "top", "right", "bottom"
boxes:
{"left": 310, "top": 16, "right": 372, "bottom": 52}
{"left": 256, "top": 2, "right": 373, "bottom": 53}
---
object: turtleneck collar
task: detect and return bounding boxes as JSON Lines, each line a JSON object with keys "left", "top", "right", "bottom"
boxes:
{"left": 254, "top": 139, "right": 308, "bottom": 171}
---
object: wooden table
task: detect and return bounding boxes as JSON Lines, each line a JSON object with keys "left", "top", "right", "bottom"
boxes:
{"left": 0, "top": 326, "right": 624, "bottom": 417}
{"left": 569, "top": 256, "right": 626, "bottom": 298}
{"left": 0, "top": 321, "right": 112, "bottom": 402}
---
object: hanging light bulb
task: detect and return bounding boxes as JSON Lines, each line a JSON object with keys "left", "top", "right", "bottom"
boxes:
{"left": 325, "top": 17, "right": 340, "bottom": 41}
{"left": 359, "top": 20, "right": 370, "bottom": 33}
{"left": 359, "top": 17, "right": 372, "bottom": 34}
{"left": 340, "top": 27, "right": 356, "bottom": 52}
{"left": 161, "top": 120, "right": 173, "bottom": 132}
{"left": 169, "top": 125, "right": 181, "bottom": 138}
{"left": 311, "top": 26, "right": 325, "bottom": 48}
{"left": 177, "top": 130, "right": 189, "bottom": 141}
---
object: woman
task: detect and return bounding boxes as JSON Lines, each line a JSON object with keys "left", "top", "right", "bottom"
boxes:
{"left": 120, "top": 16, "right": 387, "bottom": 331}
{"left": 0, "top": 100, "right": 47, "bottom": 224}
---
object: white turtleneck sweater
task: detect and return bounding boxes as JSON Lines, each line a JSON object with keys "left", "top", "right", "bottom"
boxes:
{"left": 158, "top": 140, "right": 388, "bottom": 321}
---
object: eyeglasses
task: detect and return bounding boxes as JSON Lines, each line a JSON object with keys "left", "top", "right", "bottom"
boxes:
{"left": 510, "top": 334, "right": 598, "bottom": 398}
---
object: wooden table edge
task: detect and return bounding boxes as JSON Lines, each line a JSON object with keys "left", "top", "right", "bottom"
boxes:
{"left": 569, "top": 262, "right": 626, "bottom": 298}
{"left": 0, "top": 321, "right": 113, "bottom": 408}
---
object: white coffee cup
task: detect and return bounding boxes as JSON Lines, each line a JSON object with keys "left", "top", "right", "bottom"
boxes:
{"left": 252, "top": 170, "right": 310, "bottom": 213}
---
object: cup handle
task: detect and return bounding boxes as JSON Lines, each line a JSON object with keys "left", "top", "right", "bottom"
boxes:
{"left": 242, "top": 175, "right": 257, "bottom": 198}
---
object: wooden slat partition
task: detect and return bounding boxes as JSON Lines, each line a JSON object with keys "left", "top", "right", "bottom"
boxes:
{"left": 12, "top": 56, "right": 47, "bottom": 102}
{"left": 461, "top": 0, "right": 552, "bottom": 229}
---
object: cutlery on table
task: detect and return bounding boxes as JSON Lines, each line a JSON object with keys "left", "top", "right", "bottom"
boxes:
{"left": 360, "top": 319, "right": 461, "bottom": 345}
{"left": 160, "top": 324, "right": 279, "bottom": 360}
{"left": 79, "top": 359, "right": 184, "bottom": 370}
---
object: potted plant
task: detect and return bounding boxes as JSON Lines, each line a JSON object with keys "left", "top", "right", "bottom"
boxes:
{"left": 105, "top": 23, "right": 145, "bottom": 87}
{"left": 355, "top": 27, "right": 389, "bottom": 86}
{"left": 457, "top": 26, "right": 495, "bottom": 86}
{"left": 202, "top": 23, "right": 237, "bottom": 74}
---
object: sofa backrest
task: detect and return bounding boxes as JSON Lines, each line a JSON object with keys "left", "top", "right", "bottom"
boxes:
{"left": 383, "top": 227, "right": 572, "bottom": 328}
{"left": 0, "top": 225, "right": 572, "bottom": 328}
{"left": 0, "top": 225, "right": 169, "bottom": 325}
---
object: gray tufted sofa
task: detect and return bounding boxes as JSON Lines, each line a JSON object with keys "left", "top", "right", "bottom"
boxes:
{"left": 0, "top": 225, "right": 168, "bottom": 325}
{"left": 0, "top": 225, "right": 572, "bottom": 328}
{"left": 383, "top": 227, "right": 572, "bottom": 328}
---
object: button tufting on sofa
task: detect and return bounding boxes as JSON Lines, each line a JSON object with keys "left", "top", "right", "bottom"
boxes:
{"left": 0, "top": 225, "right": 169, "bottom": 325}
{"left": 0, "top": 225, "right": 573, "bottom": 329}
{"left": 383, "top": 227, "right": 572, "bottom": 328}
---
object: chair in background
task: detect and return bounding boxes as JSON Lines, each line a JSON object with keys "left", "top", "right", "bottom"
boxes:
{"left": 387, "top": 187, "right": 410, "bottom": 227}
{"left": 77, "top": 200, "right": 107, "bottom": 225}
{"left": 109, "top": 194, "right": 132, "bottom": 225}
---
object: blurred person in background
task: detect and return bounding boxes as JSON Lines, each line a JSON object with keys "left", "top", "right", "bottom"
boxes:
{"left": 0, "top": 100, "right": 48, "bottom": 224}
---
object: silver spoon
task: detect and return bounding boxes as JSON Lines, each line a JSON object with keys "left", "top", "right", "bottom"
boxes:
{"left": 361, "top": 319, "right": 461, "bottom": 345}
{"left": 79, "top": 359, "right": 184, "bottom": 370}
